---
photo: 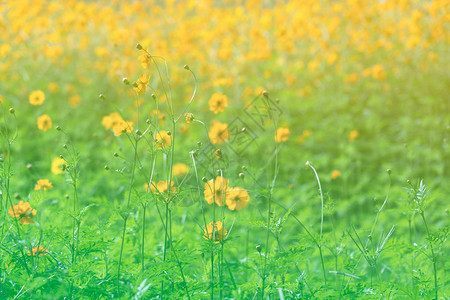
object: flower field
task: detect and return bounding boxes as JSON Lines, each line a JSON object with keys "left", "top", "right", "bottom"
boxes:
{"left": 0, "top": 0, "right": 449, "bottom": 299}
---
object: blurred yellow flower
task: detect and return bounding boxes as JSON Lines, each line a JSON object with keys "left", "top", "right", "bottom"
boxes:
{"left": 203, "top": 221, "right": 227, "bottom": 243}
{"left": 344, "top": 73, "right": 359, "bottom": 83}
{"left": 209, "top": 122, "right": 230, "bottom": 145}
{"left": 112, "top": 120, "right": 133, "bottom": 136}
{"left": 275, "top": 127, "right": 290, "bottom": 143}
{"left": 34, "top": 179, "right": 53, "bottom": 191}
{"left": 37, "top": 114, "right": 52, "bottom": 132}
{"left": 372, "top": 64, "right": 386, "bottom": 81}
{"left": 155, "top": 130, "right": 172, "bottom": 149}
{"left": 28, "top": 246, "right": 49, "bottom": 256}
{"left": 101, "top": 112, "right": 123, "bottom": 130}
{"left": 184, "top": 113, "right": 194, "bottom": 123}
{"left": 349, "top": 130, "right": 359, "bottom": 142}
{"left": 145, "top": 180, "right": 178, "bottom": 202}
{"left": 48, "top": 82, "right": 59, "bottom": 94}
{"left": 29, "top": 90, "right": 45, "bottom": 105}
{"left": 226, "top": 187, "right": 250, "bottom": 210}
{"left": 51, "top": 157, "right": 66, "bottom": 175}
{"left": 331, "top": 170, "right": 341, "bottom": 180}
{"left": 69, "top": 95, "right": 82, "bottom": 107}
{"left": 134, "top": 72, "right": 150, "bottom": 95}
{"left": 172, "top": 163, "right": 189, "bottom": 177}
{"left": 8, "top": 201, "right": 37, "bottom": 225}
{"left": 204, "top": 176, "right": 229, "bottom": 206}
{"left": 209, "top": 92, "right": 229, "bottom": 114}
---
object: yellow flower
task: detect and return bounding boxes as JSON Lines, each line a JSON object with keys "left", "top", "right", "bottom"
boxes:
{"left": 134, "top": 72, "right": 150, "bottom": 95}
{"left": 344, "top": 73, "right": 359, "bottom": 83}
{"left": 209, "top": 122, "right": 231, "bottom": 145}
{"left": 51, "top": 157, "right": 66, "bottom": 175}
{"left": 203, "top": 221, "right": 227, "bottom": 243}
{"left": 274, "top": 127, "right": 290, "bottom": 143}
{"left": 204, "top": 176, "right": 229, "bottom": 206}
{"left": 331, "top": 170, "right": 341, "bottom": 180}
{"left": 155, "top": 130, "right": 172, "bottom": 149}
{"left": 226, "top": 187, "right": 250, "bottom": 211}
{"left": 8, "top": 201, "right": 37, "bottom": 225}
{"left": 0, "top": 95, "right": 4, "bottom": 103}
{"left": 208, "top": 92, "right": 229, "bottom": 114}
{"left": 112, "top": 120, "right": 133, "bottom": 136}
{"left": 28, "top": 246, "right": 48, "bottom": 256}
{"left": 172, "top": 163, "right": 189, "bottom": 177}
{"left": 372, "top": 64, "right": 386, "bottom": 81}
{"left": 29, "top": 90, "right": 45, "bottom": 105}
{"left": 69, "top": 95, "right": 82, "bottom": 107}
{"left": 348, "top": 130, "right": 359, "bottom": 142}
{"left": 145, "top": 180, "right": 178, "bottom": 202}
{"left": 48, "top": 82, "right": 59, "bottom": 94}
{"left": 138, "top": 50, "right": 151, "bottom": 68}
{"left": 34, "top": 179, "right": 53, "bottom": 191}
{"left": 184, "top": 113, "right": 194, "bottom": 123}
{"left": 37, "top": 114, "right": 52, "bottom": 132}
{"left": 101, "top": 112, "right": 123, "bottom": 130}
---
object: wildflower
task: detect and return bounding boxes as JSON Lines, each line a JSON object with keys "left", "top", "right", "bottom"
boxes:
{"left": 37, "top": 114, "right": 52, "bottom": 132}
{"left": 203, "top": 221, "right": 227, "bottom": 242}
{"left": 133, "top": 72, "right": 150, "bottom": 95}
{"left": 184, "top": 112, "right": 194, "bottom": 123}
{"left": 155, "top": 130, "right": 172, "bottom": 149}
{"left": 344, "top": 73, "right": 359, "bottom": 83}
{"left": 172, "top": 163, "right": 189, "bottom": 177}
{"left": 226, "top": 187, "right": 250, "bottom": 210}
{"left": 204, "top": 176, "right": 229, "bottom": 206}
{"left": 48, "top": 82, "right": 59, "bottom": 93}
{"left": 146, "top": 180, "right": 178, "bottom": 202}
{"left": 34, "top": 179, "right": 53, "bottom": 191}
{"left": 209, "top": 122, "right": 231, "bottom": 145}
{"left": 29, "top": 90, "right": 45, "bottom": 105}
{"left": 8, "top": 201, "right": 37, "bottom": 224}
{"left": 372, "top": 64, "right": 386, "bottom": 81}
{"left": 331, "top": 170, "right": 341, "bottom": 180}
{"left": 138, "top": 50, "right": 151, "bottom": 68}
{"left": 28, "top": 246, "right": 48, "bottom": 256}
{"left": 51, "top": 157, "right": 66, "bottom": 175}
{"left": 101, "top": 112, "right": 123, "bottom": 130}
{"left": 69, "top": 95, "right": 82, "bottom": 107}
{"left": 275, "top": 127, "right": 290, "bottom": 143}
{"left": 112, "top": 120, "right": 133, "bottom": 136}
{"left": 208, "top": 92, "right": 229, "bottom": 114}
{"left": 348, "top": 130, "right": 359, "bottom": 142}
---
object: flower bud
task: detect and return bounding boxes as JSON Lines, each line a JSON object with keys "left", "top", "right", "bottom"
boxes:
{"left": 122, "top": 78, "right": 130, "bottom": 85}
{"left": 136, "top": 43, "right": 143, "bottom": 50}
{"left": 386, "top": 169, "right": 391, "bottom": 175}
{"left": 239, "top": 172, "right": 245, "bottom": 179}
{"left": 114, "top": 152, "right": 119, "bottom": 157}
{"left": 256, "top": 245, "right": 262, "bottom": 253}
{"left": 56, "top": 125, "right": 61, "bottom": 131}
{"left": 262, "top": 90, "right": 268, "bottom": 98}
{"left": 202, "top": 177, "right": 207, "bottom": 182}
{"left": 104, "top": 165, "right": 110, "bottom": 170}
{"left": 8, "top": 108, "right": 15, "bottom": 114}
{"left": 184, "top": 65, "right": 190, "bottom": 70}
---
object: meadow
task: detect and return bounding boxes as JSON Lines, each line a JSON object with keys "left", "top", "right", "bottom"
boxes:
{"left": 0, "top": 0, "right": 449, "bottom": 299}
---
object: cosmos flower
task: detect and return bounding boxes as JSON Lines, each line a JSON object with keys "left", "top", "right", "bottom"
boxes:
{"left": 8, "top": 201, "right": 37, "bottom": 225}
{"left": 208, "top": 92, "right": 229, "bottom": 114}
{"left": 274, "top": 127, "right": 290, "bottom": 143}
{"left": 34, "top": 179, "right": 54, "bottom": 191}
{"left": 209, "top": 122, "right": 230, "bottom": 145}
{"left": 226, "top": 187, "right": 250, "bottom": 210}
{"left": 203, "top": 221, "right": 227, "bottom": 243}
{"left": 29, "top": 90, "right": 45, "bottom": 105}
{"left": 204, "top": 176, "right": 229, "bottom": 206}
{"left": 37, "top": 114, "right": 52, "bottom": 132}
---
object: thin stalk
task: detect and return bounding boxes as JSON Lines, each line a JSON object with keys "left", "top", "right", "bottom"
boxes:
{"left": 420, "top": 211, "right": 438, "bottom": 299}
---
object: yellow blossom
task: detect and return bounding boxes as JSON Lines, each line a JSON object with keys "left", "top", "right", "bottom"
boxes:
{"left": 29, "top": 90, "right": 45, "bottom": 105}
{"left": 8, "top": 201, "right": 37, "bottom": 225}
{"left": 208, "top": 92, "right": 229, "bottom": 114}
{"left": 37, "top": 114, "right": 52, "bottom": 132}
{"left": 34, "top": 179, "right": 53, "bottom": 191}
{"left": 203, "top": 221, "right": 227, "bottom": 243}
{"left": 209, "top": 122, "right": 231, "bottom": 145}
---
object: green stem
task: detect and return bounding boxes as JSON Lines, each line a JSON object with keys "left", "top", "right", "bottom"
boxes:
{"left": 420, "top": 212, "right": 438, "bottom": 299}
